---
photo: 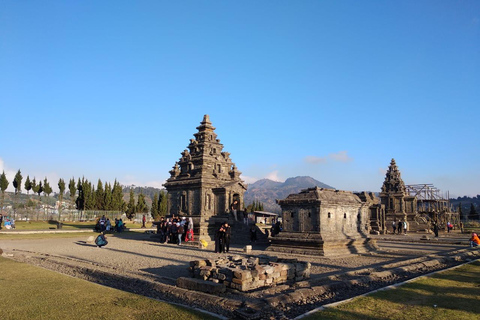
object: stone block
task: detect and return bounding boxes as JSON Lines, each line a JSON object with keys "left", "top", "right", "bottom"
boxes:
{"left": 234, "top": 270, "right": 252, "bottom": 280}
{"left": 195, "top": 260, "right": 207, "bottom": 267}
{"left": 176, "top": 277, "right": 226, "bottom": 294}
{"left": 244, "top": 245, "right": 252, "bottom": 253}
{"left": 264, "top": 266, "right": 274, "bottom": 274}
{"left": 247, "top": 256, "right": 258, "bottom": 265}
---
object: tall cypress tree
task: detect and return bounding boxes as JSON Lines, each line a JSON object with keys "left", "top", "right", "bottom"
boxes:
{"left": 0, "top": 171, "right": 9, "bottom": 214}
{"left": 104, "top": 182, "right": 113, "bottom": 211}
{"left": 58, "top": 178, "right": 66, "bottom": 221}
{"left": 151, "top": 193, "right": 159, "bottom": 220}
{"left": 95, "top": 179, "right": 105, "bottom": 210}
{"left": 126, "top": 188, "right": 136, "bottom": 219}
{"left": 24, "top": 175, "right": 32, "bottom": 195}
{"left": 136, "top": 192, "right": 148, "bottom": 215}
{"left": 68, "top": 178, "right": 77, "bottom": 208}
{"left": 112, "top": 179, "right": 125, "bottom": 212}
{"left": 84, "top": 180, "right": 95, "bottom": 210}
{"left": 468, "top": 203, "right": 477, "bottom": 220}
{"left": 13, "top": 170, "right": 23, "bottom": 219}
{"left": 158, "top": 190, "right": 167, "bottom": 216}
{"left": 43, "top": 178, "right": 52, "bottom": 219}
{"left": 76, "top": 178, "right": 84, "bottom": 211}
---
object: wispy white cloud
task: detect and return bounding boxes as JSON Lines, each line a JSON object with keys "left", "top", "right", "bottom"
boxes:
{"left": 0, "top": 158, "right": 20, "bottom": 192}
{"left": 265, "top": 170, "right": 283, "bottom": 182}
{"left": 241, "top": 175, "right": 258, "bottom": 184}
{"left": 304, "top": 151, "right": 353, "bottom": 164}
{"left": 329, "top": 151, "right": 353, "bottom": 163}
{"left": 304, "top": 156, "right": 327, "bottom": 164}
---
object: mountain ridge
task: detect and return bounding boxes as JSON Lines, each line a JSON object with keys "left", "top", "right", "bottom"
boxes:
{"left": 244, "top": 176, "right": 334, "bottom": 213}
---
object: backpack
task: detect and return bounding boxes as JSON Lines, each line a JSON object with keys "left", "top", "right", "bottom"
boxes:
{"left": 95, "top": 234, "right": 108, "bottom": 247}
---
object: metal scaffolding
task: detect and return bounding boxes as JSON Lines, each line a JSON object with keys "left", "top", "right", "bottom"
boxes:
{"left": 405, "top": 184, "right": 450, "bottom": 213}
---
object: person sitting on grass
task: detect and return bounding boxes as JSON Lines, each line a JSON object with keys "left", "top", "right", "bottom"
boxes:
{"left": 470, "top": 232, "right": 480, "bottom": 248}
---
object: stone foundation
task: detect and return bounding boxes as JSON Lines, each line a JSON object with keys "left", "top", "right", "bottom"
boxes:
{"left": 268, "top": 232, "right": 378, "bottom": 256}
{"left": 188, "top": 255, "right": 311, "bottom": 292}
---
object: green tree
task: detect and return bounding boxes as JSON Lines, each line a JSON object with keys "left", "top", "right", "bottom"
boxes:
{"left": 136, "top": 192, "right": 148, "bottom": 214}
{"left": 43, "top": 178, "right": 53, "bottom": 219}
{"left": 126, "top": 188, "right": 136, "bottom": 219}
{"left": 95, "top": 179, "right": 105, "bottom": 210}
{"left": 104, "top": 182, "right": 113, "bottom": 211}
{"left": 31, "top": 178, "right": 37, "bottom": 195}
{"left": 24, "top": 175, "right": 32, "bottom": 195}
{"left": 68, "top": 178, "right": 77, "bottom": 208}
{"left": 158, "top": 190, "right": 168, "bottom": 217}
{"left": 151, "top": 193, "right": 159, "bottom": 220}
{"left": 32, "top": 179, "right": 42, "bottom": 220}
{"left": 12, "top": 170, "right": 23, "bottom": 219}
{"left": 112, "top": 179, "right": 125, "bottom": 212}
{"left": 58, "top": 178, "right": 66, "bottom": 221}
{"left": 83, "top": 179, "right": 95, "bottom": 210}
{"left": 0, "top": 171, "right": 9, "bottom": 214}
{"left": 13, "top": 170, "right": 23, "bottom": 195}
{"left": 35, "top": 181, "right": 43, "bottom": 198}
{"left": 469, "top": 203, "right": 478, "bottom": 220}
{"left": 76, "top": 178, "right": 84, "bottom": 211}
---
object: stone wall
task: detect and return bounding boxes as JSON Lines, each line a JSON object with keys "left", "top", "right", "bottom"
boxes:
{"left": 188, "top": 255, "right": 311, "bottom": 292}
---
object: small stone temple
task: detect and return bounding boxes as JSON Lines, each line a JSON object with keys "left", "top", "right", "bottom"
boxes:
{"left": 269, "top": 187, "right": 377, "bottom": 256}
{"left": 164, "top": 115, "right": 247, "bottom": 241}
{"left": 379, "top": 159, "right": 417, "bottom": 230}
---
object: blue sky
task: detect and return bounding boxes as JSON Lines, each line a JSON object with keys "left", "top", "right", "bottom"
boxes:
{"left": 1, "top": 1, "right": 479, "bottom": 198}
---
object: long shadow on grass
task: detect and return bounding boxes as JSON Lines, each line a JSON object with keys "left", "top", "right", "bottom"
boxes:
{"left": 363, "top": 282, "right": 480, "bottom": 314}
{"left": 310, "top": 309, "right": 386, "bottom": 320}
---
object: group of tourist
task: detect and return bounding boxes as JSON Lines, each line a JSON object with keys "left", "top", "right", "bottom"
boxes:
{"left": 94, "top": 215, "right": 125, "bottom": 233}
{"left": 155, "top": 215, "right": 194, "bottom": 245}
{"left": 215, "top": 222, "right": 232, "bottom": 253}
{"left": 391, "top": 220, "right": 408, "bottom": 235}
{"left": 0, "top": 214, "right": 15, "bottom": 230}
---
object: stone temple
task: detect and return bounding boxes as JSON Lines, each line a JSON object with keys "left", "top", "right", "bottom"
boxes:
{"left": 164, "top": 115, "right": 247, "bottom": 242}
{"left": 269, "top": 187, "right": 378, "bottom": 256}
{"left": 380, "top": 158, "right": 417, "bottom": 230}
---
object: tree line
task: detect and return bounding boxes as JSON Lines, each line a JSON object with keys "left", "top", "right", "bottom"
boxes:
{"left": 0, "top": 170, "right": 168, "bottom": 221}
{"left": 458, "top": 202, "right": 480, "bottom": 221}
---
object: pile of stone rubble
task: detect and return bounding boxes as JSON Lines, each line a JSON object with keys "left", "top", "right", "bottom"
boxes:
{"left": 183, "top": 255, "right": 311, "bottom": 292}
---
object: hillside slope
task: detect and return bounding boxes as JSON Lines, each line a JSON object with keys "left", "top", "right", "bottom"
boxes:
{"left": 244, "top": 176, "right": 334, "bottom": 213}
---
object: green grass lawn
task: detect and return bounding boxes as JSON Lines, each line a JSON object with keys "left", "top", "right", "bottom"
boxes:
{"left": 0, "top": 256, "right": 219, "bottom": 320}
{"left": 304, "top": 260, "right": 480, "bottom": 320}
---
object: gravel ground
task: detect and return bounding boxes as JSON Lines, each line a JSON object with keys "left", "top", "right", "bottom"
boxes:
{"left": 0, "top": 233, "right": 428, "bottom": 280}
{"left": 1, "top": 232, "right": 473, "bottom": 319}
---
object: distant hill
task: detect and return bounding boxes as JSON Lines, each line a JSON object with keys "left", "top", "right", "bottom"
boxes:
{"left": 244, "top": 176, "right": 334, "bottom": 214}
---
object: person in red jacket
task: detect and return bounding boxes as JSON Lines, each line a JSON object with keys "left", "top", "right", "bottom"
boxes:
{"left": 470, "top": 232, "right": 480, "bottom": 248}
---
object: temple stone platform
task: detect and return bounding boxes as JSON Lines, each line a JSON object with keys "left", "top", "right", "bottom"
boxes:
{"left": 268, "top": 232, "right": 377, "bottom": 256}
